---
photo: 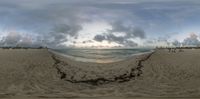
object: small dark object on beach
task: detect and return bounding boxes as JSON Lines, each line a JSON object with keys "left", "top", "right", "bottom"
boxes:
{"left": 179, "top": 49, "right": 184, "bottom": 52}
{"left": 172, "top": 48, "right": 176, "bottom": 53}
{"left": 168, "top": 48, "right": 171, "bottom": 52}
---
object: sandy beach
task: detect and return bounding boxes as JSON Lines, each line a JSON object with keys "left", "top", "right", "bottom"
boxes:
{"left": 0, "top": 48, "right": 200, "bottom": 99}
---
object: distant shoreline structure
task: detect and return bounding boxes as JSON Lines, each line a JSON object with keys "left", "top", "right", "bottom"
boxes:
{"left": 0, "top": 46, "right": 48, "bottom": 49}
{"left": 156, "top": 46, "right": 200, "bottom": 49}
{"left": 1, "top": 46, "right": 200, "bottom": 50}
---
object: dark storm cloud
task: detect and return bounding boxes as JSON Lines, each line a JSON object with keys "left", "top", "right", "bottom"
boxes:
{"left": 82, "top": 40, "right": 93, "bottom": 44}
{"left": 93, "top": 33, "right": 139, "bottom": 47}
{"left": 41, "top": 23, "right": 82, "bottom": 48}
{"left": 94, "top": 33, "right": 138, "bottom": 47}
{"left": 108, "top": 21, "right": 146, "bottom": 39}
{"left": 106, "top": 34, "right": 125, "bottom": 43}
{"left": 107, "top": 33, "right": 139, "bottom": 47}
{"left": 93, "top": 21, "right": 145, "bottom": 47}
{"left": 94, "top": 35, "right": 106, "bottom": 42}
{"left": 53, "top": 24, "right": 82, "bottom": 37}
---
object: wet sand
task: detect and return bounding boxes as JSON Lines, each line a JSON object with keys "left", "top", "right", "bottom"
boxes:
{"left": 0, "top": 48, "right": 200, "bottom": 99}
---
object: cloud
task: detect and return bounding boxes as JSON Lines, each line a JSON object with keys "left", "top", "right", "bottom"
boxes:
{"left": 93, "top": 35, "right": 106, "bottom": 42}
{"left": 0, "top": 32, "right": 43, "bottom": 47}
{"left": 0, "top": 0, "right": 87, "bottom": 48}
{"left": 172, "top": 40, "right": 181, "bottom": 47}
{"left": 123, "top": 40, "right": 138, "bottom": 47}
{"left": 0, "top": 1, "right": 147, "bottom": 48}
{"left": 108, "top": 21, "right": 146, "bottom": 39}
{"left": 2, "top": 32, "right": 22, "bottom": 46}
{"left": 93, "top": 33, "right": 139, "bottom": 47}
{"left": 93, "top": 21, "right": 145, "bottom": 47}
{"left": 182, "top": 33, "right": 200, "bottom": 46}
{"left": 106, "top": 34, "right": 125, "bottom": 43}
{"left": 53, "top": 24, "right": 82, "bottom": 37}
{"left": 40, "top": 23, "right": 83, "bottom": 48}
{"left": 147, "top": 33, "right": 200, "bottom": 47}
{"left": 82, "top": 40, "right": 93, "bottom": 44}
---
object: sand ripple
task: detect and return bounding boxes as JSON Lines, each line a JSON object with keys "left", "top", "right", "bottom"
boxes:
{"left": 1, "top": 49, "right": 200, "bottom": 98}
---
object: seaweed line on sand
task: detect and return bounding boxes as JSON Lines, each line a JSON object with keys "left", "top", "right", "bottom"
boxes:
{"left": 50, "top": 51, "right": 154, "bottom": 86}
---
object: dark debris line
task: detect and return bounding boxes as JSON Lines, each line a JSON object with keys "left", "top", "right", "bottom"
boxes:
{"left": 50, "top": 52, "right": 154, "bottom": 86}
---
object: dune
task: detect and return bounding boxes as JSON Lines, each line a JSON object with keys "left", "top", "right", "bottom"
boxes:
{"left": 0, "top": 48, "right": 200, "bottom": 99}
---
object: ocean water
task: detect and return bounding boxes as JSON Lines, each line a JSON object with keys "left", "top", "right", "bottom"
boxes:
{"left": 53, "top": 48, "right": 153, "bottom": 63}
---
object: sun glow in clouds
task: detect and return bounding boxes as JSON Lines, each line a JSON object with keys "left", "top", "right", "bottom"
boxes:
{"left": 71, "top": 21, "right": 121, "bottom": 48}
{"left": 73, "top": 41, "right": 121, "bottom": 48}
{"left": 78, "top": 21, "right": 111, "bottom": 39}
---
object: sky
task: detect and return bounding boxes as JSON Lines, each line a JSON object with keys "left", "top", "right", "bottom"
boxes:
{"left": 0, "top": 0, "right": 200, "bottom": 48}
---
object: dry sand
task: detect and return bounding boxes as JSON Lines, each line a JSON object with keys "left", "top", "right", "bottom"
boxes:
{"left": 0, "top": 48, "right": 200, "bottom": 99}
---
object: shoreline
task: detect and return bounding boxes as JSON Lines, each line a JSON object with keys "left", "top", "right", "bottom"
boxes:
{"left": 48, "top": 49, "right": 154, "bottom": 64}
{"left": 49, "top": 50, "right": 154, "bottom": 85}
